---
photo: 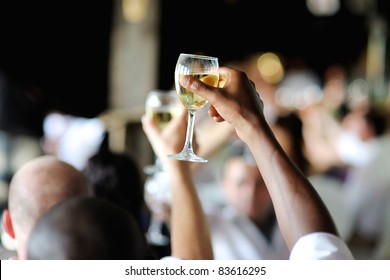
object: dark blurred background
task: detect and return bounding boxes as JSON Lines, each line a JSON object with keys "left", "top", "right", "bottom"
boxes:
{"left": 159, "top": 0, "right": 382, "bottom": 88}
{"left": 0, "top": 1, "right": 114, "bottom": 118}
{"left": 0, "top": 0, "right": 389, "bottom": 117}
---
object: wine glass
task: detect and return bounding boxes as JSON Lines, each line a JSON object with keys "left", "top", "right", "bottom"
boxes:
{"left": 167, "top": 53, "right": 219, "bottom": 163}
{"left": 143, "top": 89, "right": 182, "bottom": 175}
{"left": 144, "top": 171, "right": 171, "bottom": 246}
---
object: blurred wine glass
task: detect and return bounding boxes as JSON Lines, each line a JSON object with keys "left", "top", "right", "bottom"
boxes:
{"left": 143, "top": 89, "right": 181, "bottom": 175}
{"left": 144, "top": 171, "right": 171, "bottom": 246}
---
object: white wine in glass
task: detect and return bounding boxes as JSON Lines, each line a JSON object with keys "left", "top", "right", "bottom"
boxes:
{"left": 145, "top": 89, "right": 181, "bottom": 130}
{"left": 144, "top": 89, "right": 181, "bottom": 175}
{"left": 167, "top": 53, "right": 219, "bottom": 163}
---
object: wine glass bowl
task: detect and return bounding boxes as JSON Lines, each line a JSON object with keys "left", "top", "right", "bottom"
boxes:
{"left": 145, "top": 89, "right": 182, "bottom": 130}
{"left": 167, "top": 53, "right": 219, "bottom": 163}
{"left": 143, "top": 89, "right": 182, "bottom": 175}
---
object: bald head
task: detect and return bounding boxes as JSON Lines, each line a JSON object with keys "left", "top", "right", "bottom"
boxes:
{"left": 27, "top": 197, "right": 149, "bottom": 260}
{"left": 8, "top": 155, "right": 89, "bottom": 259}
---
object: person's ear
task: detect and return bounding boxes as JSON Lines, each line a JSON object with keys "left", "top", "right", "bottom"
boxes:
{"left": 2, "top": 209, "right": 15, "bottom": 239}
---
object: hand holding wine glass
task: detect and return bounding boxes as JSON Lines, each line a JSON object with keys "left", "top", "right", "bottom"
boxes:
{"left": 142, "top": 90, "right": 183, "bottom": 246}
{"left": 167, "top": 53, "right": 219, "bottom": 163}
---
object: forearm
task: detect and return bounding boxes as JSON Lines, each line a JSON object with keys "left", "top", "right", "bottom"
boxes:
{"left": 167, "top": 161, "right": 213, "bottom": 260}
{"left": 244, "top": 119, "right": 338, "bottom": 250}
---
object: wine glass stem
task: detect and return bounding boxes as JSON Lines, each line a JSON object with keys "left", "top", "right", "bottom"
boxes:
{"left": 183, "top": 109, "right": 196, "bottom": 153}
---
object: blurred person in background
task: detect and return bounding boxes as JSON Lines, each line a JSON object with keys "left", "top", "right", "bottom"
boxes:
{"left": 0, "top": 70, "right": 49, "bottom": 257}
{"left": 82, "top": 133, "right": 149, "bottom": 234}
{"left": 27, "top": 196, "right": 152, "bottom": 260}
{"left": 274, "top": 56, "right": 322, "bottom": 114}
{"left": 336, "top": 105, "right": 390, "bottom": 259}
{"left": 271, "top": 112, "right": 353, "bottom": 242}
{"left": 2, "top": 155, "right": 89, "bottom": 259}
{"left": 286, "top": 60, "right": 390, "bottom": 256}
{"left": 205, "top": 141, "right": 289, "bottom": 259}
{"left": 320, "top": 64, "right": 349, "bottom": 119}
{"left": 41, "top": 110, "right": 105, "bottom": 170}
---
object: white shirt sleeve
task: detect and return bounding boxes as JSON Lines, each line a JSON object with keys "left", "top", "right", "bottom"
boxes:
{"left": 289, "top": 232, "right": 354, "bottom": 260}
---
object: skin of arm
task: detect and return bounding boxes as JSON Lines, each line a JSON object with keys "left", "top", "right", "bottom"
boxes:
{"left": 141, "top": 109, "right": 213, "bottom": 260}
{"left": 179, "top": 67, "right": 338, "bottom": 250}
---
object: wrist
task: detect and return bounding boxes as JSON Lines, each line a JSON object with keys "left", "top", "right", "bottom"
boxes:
{"left": 237, "top": 113, "right": 268, "bottom": 143}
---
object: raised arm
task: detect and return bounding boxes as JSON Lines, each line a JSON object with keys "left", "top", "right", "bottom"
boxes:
{"left": 141, "top": 109, "right": 213, "bottom": 260}
{"left": 179, "top": 67, "right": 338, "bottom": 250}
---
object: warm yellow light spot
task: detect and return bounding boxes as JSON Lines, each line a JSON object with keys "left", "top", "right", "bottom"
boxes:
{"left": 257, "top": 52, "right": 284, "bottom": 84}
{"left": 122, "top": 0, "right": 149, "bottom": 23}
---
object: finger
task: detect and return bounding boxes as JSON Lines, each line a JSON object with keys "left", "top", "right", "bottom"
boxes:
{"left": 179, "top": 75, "right": 217, "bottom": 102}
{"left": 213, "top": 115, "right": 225, "bottom": 122}
{"left": 180, "top": 66, "right": 231, "bottom": 99}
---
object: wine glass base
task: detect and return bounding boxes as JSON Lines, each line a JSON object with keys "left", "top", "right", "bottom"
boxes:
{"left": 167, "top": 151, "right": 208, "bottom": 163}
